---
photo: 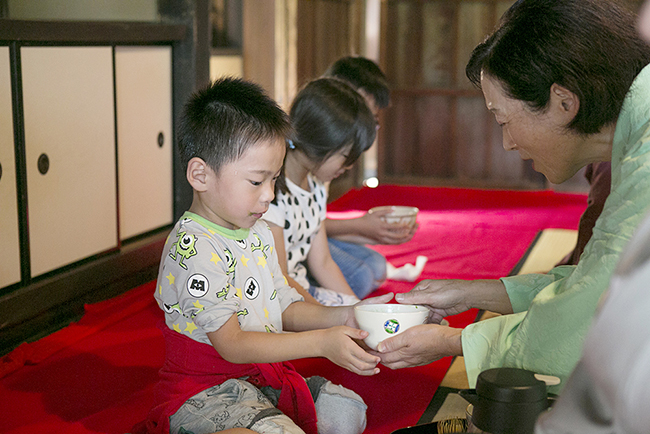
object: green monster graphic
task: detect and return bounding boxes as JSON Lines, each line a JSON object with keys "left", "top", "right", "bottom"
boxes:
{"left": 163, "top": 302, "right": 184, "bottom": 317}
{"left": 216, "top": 284, "right": 230, "bottom": 299}
{"left": 169, "top": 229, "right": 198, "bottom": 269}
{"left": 163, "top": 301, "right": 203, "bottom": 319}
{"left": 251, "top": 233, "right": 271, "bottom": 259}
{"left": 223, "top": 247, "right": 237, "bottom": 277}
{"left": 237, "top": 308, "right": 249, "bottom": 317}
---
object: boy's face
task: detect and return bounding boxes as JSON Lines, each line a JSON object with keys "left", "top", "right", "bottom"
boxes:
{"left": 357, "top": 89, "right": 380, "bottom": 128}
{"left": 196, "top": 137, "right": 285, "bottom": 230}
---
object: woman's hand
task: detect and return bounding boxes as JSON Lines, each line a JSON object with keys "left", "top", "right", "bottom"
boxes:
{"left": 396, "top": 279, "right": 513, "bottom": 323}
{"left": 318, "top": 326, "right": 381, "bottom": 376}
{"left": 372, "top": 324, "right": 463, "bottom": 369}
{"left": 395, "top": 280, "right": 473, "bottom": 323}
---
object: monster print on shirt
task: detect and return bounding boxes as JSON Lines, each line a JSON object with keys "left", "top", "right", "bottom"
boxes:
{"left": 155, "top": 212, "right": 303, "bottom": 345}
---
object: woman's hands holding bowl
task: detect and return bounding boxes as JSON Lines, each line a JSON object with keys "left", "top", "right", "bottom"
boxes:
{"left": 367, "top": 279, "right": 514, "bottom": 369}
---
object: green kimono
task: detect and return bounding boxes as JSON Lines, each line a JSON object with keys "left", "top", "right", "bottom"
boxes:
{"left": 462, "top": 63, "right": 650, "bottom": 392}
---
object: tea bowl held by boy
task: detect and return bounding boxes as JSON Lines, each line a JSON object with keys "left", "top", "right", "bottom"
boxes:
{"left": 368, "top": 206, "right": 419, "bottom": 227}
{"left": 354, "top": 303, "right": 429, "bottom": 350}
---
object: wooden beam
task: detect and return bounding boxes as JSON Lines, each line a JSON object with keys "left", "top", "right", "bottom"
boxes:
{"left": 0, "top": 20, "right": 186, "bottom": 43}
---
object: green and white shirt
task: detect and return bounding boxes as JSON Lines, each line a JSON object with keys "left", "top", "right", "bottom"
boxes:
{"left": 155, "top": 212, "right": 303, "bottom": 345}
{"left": 462, "top": 63, "right": 650, "bottom": 392}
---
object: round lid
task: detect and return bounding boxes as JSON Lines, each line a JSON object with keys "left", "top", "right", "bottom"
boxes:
{"left": 476, "top": 368, "right": 547, "bottom": 403}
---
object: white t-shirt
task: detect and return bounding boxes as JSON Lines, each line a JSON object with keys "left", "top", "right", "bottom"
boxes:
{"left": 263, "top": 174, "right": 328, "bottom": 289}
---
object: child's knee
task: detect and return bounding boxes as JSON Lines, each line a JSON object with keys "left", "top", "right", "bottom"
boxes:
{"left": 314, "top": 381, "right": 367, "bottom": 434}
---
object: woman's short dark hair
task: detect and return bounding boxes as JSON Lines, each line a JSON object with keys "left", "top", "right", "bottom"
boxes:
{"left": 178, "top": 77, "right": 291, "bottom": 173}
{"left": 289, "top": 77, "right": 377, "bottom": 168}
{"left": 466, "top": 0, "right": 650, "bottom": 135}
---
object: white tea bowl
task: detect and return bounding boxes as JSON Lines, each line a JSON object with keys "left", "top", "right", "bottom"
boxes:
{"left": 354, "top": 303, "right": 429, "bottom": 350}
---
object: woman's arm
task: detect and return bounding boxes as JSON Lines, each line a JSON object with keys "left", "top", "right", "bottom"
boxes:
{"left": 207, "top": 312, "right": 380, "bottom": 376}
{"left": 266, "top": 221, "right": 320, "bottom": 304}
{"left": 395, "top": 279, "right": 513, "bottom": 322}
{"left": 306, "top": 224, "right": 356, "bottom": 296}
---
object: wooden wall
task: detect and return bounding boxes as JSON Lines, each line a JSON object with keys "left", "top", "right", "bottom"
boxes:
{"left": 295, "top": 0, "right": 367, "bottom": 199}
{"left": 296, "top": 0, "right": 363, "bottom": 87}
{"left": 376, "top": 0, "right": 647, "bottom": 190}
{"left": 377, "top": 0, "right": 546, "bottom": 189}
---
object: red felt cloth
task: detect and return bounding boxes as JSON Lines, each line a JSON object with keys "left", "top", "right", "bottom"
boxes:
{"left": 137, "top": 324, "right": 318, "bottom": 434}
{"left": 0, "top": 185, "right": 586, "bottom": 434}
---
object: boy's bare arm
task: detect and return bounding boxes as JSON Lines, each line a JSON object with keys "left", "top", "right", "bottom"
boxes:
{"left": 206, "top": 314, "right": 380, "bottom": 376}
{"left": 281, "top": 292, "right": 394, "bottom": 331}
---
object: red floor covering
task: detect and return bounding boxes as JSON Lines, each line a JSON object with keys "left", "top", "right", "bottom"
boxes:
{"left": 0, "top": 185, "right": 587, "bottom": 434}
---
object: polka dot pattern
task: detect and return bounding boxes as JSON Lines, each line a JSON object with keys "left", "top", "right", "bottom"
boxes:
{"left": 263, "top": 174, "right": 328, "bottom": 288}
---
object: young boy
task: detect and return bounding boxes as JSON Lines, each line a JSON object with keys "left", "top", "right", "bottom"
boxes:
{"left": 144, "top": 77, "right": 387, "bottom": 434}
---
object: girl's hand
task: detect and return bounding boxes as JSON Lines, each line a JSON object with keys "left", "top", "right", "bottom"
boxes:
{"left": 318, "top": 326, "right": 381, "bottom": 376}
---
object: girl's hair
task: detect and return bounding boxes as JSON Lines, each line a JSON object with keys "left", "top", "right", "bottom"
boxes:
{"left": 466, "top": 0, "right": 650, "bottom": 135}
{"left": 178, "top": 77, "right": 291, "bottom": 173}
{"left": 292, "top": 77, "right": 376, "bottom": 162}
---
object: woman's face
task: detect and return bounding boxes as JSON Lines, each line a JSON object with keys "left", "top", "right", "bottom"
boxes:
{"left": 480, "top": 72, "right": 587, "bottom": 184}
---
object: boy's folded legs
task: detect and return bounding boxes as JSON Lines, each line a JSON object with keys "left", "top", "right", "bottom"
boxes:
{"left": 170, "top": 379, "right": 304, "bottom": 434}
{"left": 313, "top": 379, "right": 367, "bottom": 434}
{"left": 263, "top": 376, "right": 367, "bottom": 434}
{"left": 170, "top": 377, "right": 367, "bottom": 434}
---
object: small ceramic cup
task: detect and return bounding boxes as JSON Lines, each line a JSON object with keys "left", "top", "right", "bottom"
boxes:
{"left": 354, "top": 303, "right": 428, "bottom": 350}
{"left": 368, "top": 206, "right": 419, "bottom": 227}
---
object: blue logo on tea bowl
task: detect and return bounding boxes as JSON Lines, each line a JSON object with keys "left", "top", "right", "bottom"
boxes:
{"left": 384, "top": 319, "right": 400, "bottom": 334}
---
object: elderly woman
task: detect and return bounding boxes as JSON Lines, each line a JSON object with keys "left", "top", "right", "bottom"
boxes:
{"left": 376, "top": 0, "right": 650, "bottom": 391}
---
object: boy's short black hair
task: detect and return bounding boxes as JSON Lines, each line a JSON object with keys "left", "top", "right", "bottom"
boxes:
{"left": 178, "top": 77, "right": 291, "bottom": 173}
{"left": 324, "top": 56, "right": 390, "bottom": 109}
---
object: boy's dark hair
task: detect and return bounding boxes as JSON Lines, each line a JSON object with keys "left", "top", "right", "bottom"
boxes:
{"left": 466, "top": 0, "right": 650, "bottom": 135}
{"left": 324, "top": 56, "right": 390, "bottom": 109}
{"left": 178, "top": 77, "right": 291, "bottom": 173}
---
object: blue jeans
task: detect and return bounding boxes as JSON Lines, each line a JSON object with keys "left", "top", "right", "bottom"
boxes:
{"left": 327, "top": 238, "right": 386, "bottom": 299}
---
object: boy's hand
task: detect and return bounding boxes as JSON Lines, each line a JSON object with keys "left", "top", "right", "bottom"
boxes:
{"left": 319, "top": 326, "right": 381, "bottom": 376}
